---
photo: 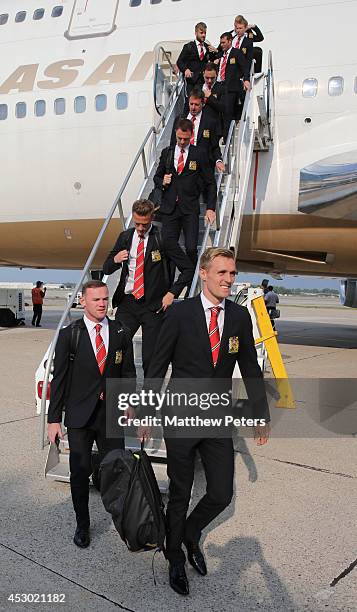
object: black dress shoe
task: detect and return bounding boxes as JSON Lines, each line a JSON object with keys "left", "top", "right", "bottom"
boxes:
{"left": 73, "top": 527, "right": 90, "bottom": 548}
{"left": 185, "top": 542, "right": 207, "bottom": 576}
{"left": 169, "top": 563, "right": 189, "bottom": 596}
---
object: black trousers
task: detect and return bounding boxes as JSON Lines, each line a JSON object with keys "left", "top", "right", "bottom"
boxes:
{"left": 161, "top": 209, "right": 199, "bottom": 267}
{"left": 115, "top": 294, "right": 164, "bottom": 376}
{"left": 32, "top": 304, "right": 42, "bottom": 326}
{"left": 223, "top": 89, "right": 243, "bottom": 141}
{"left": 67, "top": 401, "right": 124, "bottom": 530}
{"left": 164, "top": 436, "right": 234, "bottom": 563}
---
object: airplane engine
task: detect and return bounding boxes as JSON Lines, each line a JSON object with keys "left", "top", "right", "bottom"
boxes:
{"left": 339, "top": 279, "right": 357, "bottom": 308}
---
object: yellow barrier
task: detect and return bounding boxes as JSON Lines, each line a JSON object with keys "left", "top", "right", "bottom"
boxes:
{"left": 251, "top": 294, "right": 295, "bottom": 409}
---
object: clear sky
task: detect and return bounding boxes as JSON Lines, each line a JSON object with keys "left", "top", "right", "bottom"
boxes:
{"left": 0, "top": 266, "right": 341, "bottom": 290}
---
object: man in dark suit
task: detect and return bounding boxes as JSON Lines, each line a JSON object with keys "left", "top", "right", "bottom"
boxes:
{"left": 47, "top": 280, "right": 136, "bottom": 548}
{"left": 153, "top": 118, "right": 217, "bottom": 267}
{"left": 170, "top": 89, "right": 224, "bottom": 173}
{"left": 176, "top": 22, "right": 215, "bottom": 101}
{"left": 102, "top": 199, "right": 193, "bottom": 376}
{"left": 215, "top": 32, "right": 251, "bottom": 140}
{"left": 141, "top": 247, "right": 270, "bottom": 596}
{"left": 202, "top": 62, "right": 225, "bottom": 134}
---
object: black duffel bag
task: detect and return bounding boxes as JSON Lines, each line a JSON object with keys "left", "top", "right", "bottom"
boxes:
{"left": 148, "top": 146, "right": 174, "bottom": 210}
{"left": 99, "top": 443, "right": 166, "bottom": 553}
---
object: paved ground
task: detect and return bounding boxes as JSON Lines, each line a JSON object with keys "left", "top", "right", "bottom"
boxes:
{"left": 0, "top": 299, "right": 356, "bottom": 611}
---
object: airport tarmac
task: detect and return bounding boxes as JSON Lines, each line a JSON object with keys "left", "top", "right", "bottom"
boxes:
{"left": 0, "top": 297, "right": 356, "bottom": 611}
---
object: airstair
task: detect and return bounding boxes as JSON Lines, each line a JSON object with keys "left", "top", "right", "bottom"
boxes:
{"left": 38, "top": 49, "right": 293, "bottom": 493}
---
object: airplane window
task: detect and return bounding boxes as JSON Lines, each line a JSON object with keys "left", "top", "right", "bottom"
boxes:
{"left": 15, "top": 11, "right": 27, "bottom": 23}
{"left": 35, "top": 100, "right": 46, "bottom": 117}
{"left": 328, "top": 76, "right": 344, "bottom": 96}
{"left": 116, "top": 93, "right": 128, "bottom": 110}
{"left": 0, "top": 14, "right": 9, "bottom": 25}
{"left": 74, "top": 96, "right": 86, "bottom": 113}
{"left": 16, "top": 102, "right": 27, "bottom": 119}
{"left": 33, "top": 9, "right": 45, "bottom": 20}
{"left": 151, "top": 0, "right": 162, "bottom": 3}
{"left": 52, "top": 6, "right": 64, "bottom": 18}
{"left": 95, "top": 94, "right": 107, "bottom": 112}
{"left": 0, "top": 104, "right": 8, "bottom": 120}
{"left": 302, "top": 78, "right": 318, "bottom": 97}
{"left": 54, "top": 98, "right": 66, "bottom": 115}
{"left": 130, "top": 0, "right": 142, "bottom": 6}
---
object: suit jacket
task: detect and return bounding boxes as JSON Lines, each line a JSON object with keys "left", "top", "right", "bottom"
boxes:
{"left": 245, "top": 25, "right": 264, "bottom": 43}
{"left": 233, "top": 35, "right": 254, "bottom": 66}
{"left": 153, "top": 144, "right": 217, "bottom": 215}
{"left": 146, "top": 295, "right": 270, "bottom": 421}
{"left": 217, "top": 47, "right": 250, "bottom": 92}
{"left": 48, "top": 317, "right": 136, "bottom": 428}
{"left": 203, "top": 81, "right": 225, "bottom": 123}
{"left": 177, "top": 40, "right": 212, "bottom": 87}
{"left": 102, "top": 225, "right": 194, "bottom": 310}
{"left": 170, "top": 109, "right": 222, "bottom": 165}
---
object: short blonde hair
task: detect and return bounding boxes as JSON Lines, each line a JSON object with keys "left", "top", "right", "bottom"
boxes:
{"left": 235, "top": 15, "right": 248, "bottom": 27}
{"left": 199, "top": 247, "right": 235, "bottom": 270}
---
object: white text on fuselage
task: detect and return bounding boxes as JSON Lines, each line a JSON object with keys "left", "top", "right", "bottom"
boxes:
{"left": 0, "top": 53, "right": 154, "bottom": 94}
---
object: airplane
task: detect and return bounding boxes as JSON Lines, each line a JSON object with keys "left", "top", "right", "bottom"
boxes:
{"left": 0, "top": 0, "right": 356, "bottom": 306}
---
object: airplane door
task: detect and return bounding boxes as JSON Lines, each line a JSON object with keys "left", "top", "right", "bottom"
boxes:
{"left": 65, "top": 0, "right": 119, "bottom": 40}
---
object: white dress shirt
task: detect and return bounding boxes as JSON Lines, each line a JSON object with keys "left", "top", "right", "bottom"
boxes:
{"left": 83, "top": 314, "right": 109, "bottom": 356}
{"left": 217, "top": 46, "right": 233, "bottom": 82}
{"left": 174, "top": 144, "right": 190, "bottom": 171}
{"left": 187, "top": 111, "right": 202, "bottom": 146}
{"left": 200, "top": 292, "right": 225, "bottom": 337}
{"left": 202, "top": 80, "right": 216, "bottom": 95}
{"left": 125, "top": 226, "right": 152, "bottom": 294}
{"left": 232, "top": 32, "right": 247, "bottom": 49}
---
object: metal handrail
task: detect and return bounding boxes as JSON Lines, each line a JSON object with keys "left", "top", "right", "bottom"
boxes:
{"left": 188, "top": 120, "right": 236, "bottom": 298}
{"left": 39, "top": 71, "right": 184, "bottom": 449}
{"left": 265, "top": 50, "right": 274, "bottom": 142}
{"left": 153, "top": 46, "right": 178, "bottom": 116}
{"left": 157, "top": 46, "right": 176, "bottom": 74}
{"left": 187, "top": 58, "right": 257, "bottom": 298}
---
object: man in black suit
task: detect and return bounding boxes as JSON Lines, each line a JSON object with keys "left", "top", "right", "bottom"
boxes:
{"left": 215, "top": 32, "right": 251, "bottom": 140}
{"left": 153, "top": 118, "right": 217, "bottom": 267}
{"left": 202, "top": 62, "right": 225, "bottom": 134}
{"left": 47, "top": 280, "right": 136, "bottom": 548}
{"left": 176, "top": 22, "right": 215, "bottom": 101}
{"left": 102, "top": 199, "right": 193, "bottom": 376}
{"left": 170, "top": 89, "right": 224, "bottom": 173}
{"left": 141, "top": 247, "right": 270, "bottom": 595}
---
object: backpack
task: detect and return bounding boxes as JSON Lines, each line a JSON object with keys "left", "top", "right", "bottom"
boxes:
{"left": 99, "top": 443, "right": 166, "bottom": 553}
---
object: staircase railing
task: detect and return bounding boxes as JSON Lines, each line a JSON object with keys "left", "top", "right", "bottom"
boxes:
{"left": 39, "top": 73, "right": 184, "bottom": 449}
{"left": 188, "top": 60, "right": 256, "bottom": 297}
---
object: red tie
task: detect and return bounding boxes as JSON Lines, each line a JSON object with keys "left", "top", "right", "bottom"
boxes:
{"left": 220, "top": 52, "right": 227, "bottom": 81}
{"left": 95, "top": 323, "right": 106, "bottom": 375}
{"left": 132, "top": 238, "right": 145, "bottom": 299}
{"left": 209, "top": 307, "right": 221, "bottom": 367}
{"left": 235, "top": 35, "right": 242, "bottom": 48}
{"left": 199, "top": 43, "right": 205, "bottom": 60}
{"left": 190, "top": 116, "right": 196, "bottom": 145}
{"left": 177, "top": 147, "right": 185, "bottom": 174}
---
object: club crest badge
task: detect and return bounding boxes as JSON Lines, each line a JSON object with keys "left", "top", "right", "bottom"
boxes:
{"left": 203, "top": 129, "right": 210, "bottom": 138}
{"left": 249, "top": 33, "right": 254, "bottom": 38}
{"left": 242, "top": 48, "right": 247, "bottom": 54}
{"left": 151, "top": 250, "right": 161, "bottom": 262}
{"left": 115, "top": 350, "right": 123, "bottom": 365}
{"left": 230, "top": 57, "right": 236, "bottom": 64}
{"left": 189, "top": 160, "right": 197, "bottom": 171}
{"left": 228, "top": 336, "right": 239, "bottom": 354}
